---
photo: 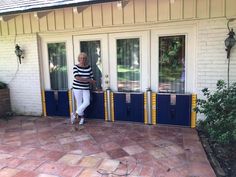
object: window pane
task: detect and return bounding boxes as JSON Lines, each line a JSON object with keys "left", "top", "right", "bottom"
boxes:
{"left": 117, "top": 38, "right": 140, "bottom": 92}
{"left": 48, "top": 43, "right": 68, "bottom": 90}
{"left": 159, "top": 35, "right": 185, "bottom": 93}
{"left": 80, "top": 41, "right": 102, "bottom": 90}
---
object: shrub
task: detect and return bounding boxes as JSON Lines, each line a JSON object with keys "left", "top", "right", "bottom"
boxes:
{"left": 196, "top": 80, "right": 236, "bottom": 144}
{"left": 0, "top": 81, "right": 7, "bottom": 89}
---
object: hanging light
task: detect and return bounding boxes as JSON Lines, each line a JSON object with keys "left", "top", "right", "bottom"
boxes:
{"left": 225, "top": 28, "right": 236, "bottom": 59}
{"left": 15, "top": 44, "right": 23, "bottom": 64}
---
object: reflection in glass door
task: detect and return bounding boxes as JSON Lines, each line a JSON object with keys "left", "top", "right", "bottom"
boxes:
{"left": 116, "top": 38, "right": 140, "bottom": 92}
{"left": 159, "top": 35, "right": 185, "bottom": 93}
{"left": 47, "top": 42, "right": 68, "bottom": 90}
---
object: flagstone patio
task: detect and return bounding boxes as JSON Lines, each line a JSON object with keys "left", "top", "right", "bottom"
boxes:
{"left": 0, "top": 116, "right": 215, "bottom": 177}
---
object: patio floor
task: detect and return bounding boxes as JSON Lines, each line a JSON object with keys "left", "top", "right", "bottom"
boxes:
{"left": 0, "top": 116, "right": 215, "bottom": 177}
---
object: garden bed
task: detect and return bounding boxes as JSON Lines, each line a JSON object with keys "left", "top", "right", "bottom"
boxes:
{"left": 198, "top": 128, "right": 236, "bottom": 177}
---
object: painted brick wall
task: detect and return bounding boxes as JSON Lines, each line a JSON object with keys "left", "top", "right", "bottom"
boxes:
{"left": 0, "top": 34, "right": 42, "bottom": 116}
{"left": 196, "top": 19, "right": 236, "bottom": 97}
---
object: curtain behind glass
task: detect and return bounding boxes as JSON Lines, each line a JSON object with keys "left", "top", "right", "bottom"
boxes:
{"left": 48, "top": 43, "right": 68, "bottom": 90}
{"left": 159, "top": 35, "right": 185, "bottom": 93}
{"left": 117, "top": 38, "right": 140, "bottom": 92}
{"left": 80, "top": 41, "right": 102, "bottom": 90}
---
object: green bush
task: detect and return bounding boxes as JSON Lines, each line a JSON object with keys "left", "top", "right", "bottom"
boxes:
{"left": 196, "top": 80, "right": 236, "bottom": 144}
{"left": 0, "top": 81, "right": 7, "bottom": 89}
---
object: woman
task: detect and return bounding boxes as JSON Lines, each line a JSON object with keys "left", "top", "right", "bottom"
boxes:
{"left": 71, "top": 52, "right": 96, "bottom": 125}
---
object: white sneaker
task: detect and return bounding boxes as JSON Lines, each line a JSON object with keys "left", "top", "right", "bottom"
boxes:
{"left": 79, "top": 118, "right": 84, "bottom": 125}
{"left": 71, "top": 113, "right": 76, "bottom": 124}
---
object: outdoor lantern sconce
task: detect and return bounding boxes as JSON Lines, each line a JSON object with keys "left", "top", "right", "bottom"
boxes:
{"left": 225, "top": 20, "right": 236, "bottom": 59}
{"left": 15, "top": 44, "right": 23, "bottom": 64}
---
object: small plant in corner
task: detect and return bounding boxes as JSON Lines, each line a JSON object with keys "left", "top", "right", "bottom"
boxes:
{"left": 196, "top": 80, "right": 236, "bottom": 145}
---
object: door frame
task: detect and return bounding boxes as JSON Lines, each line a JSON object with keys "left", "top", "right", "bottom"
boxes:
{"left": 151, "top": 25, "right": 196, "bottom": 93}
{"left": 73, "top": 34, "right": 109, "bottom": 90}
{"left": 41, "top": 35, "right": 74, "bottom": 90}
{"left": 109, "top": 31, "right": 150, "bottom": 92}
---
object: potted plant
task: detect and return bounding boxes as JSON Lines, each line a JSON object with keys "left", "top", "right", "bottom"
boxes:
{"left": 0, "top": 81, "right": 11, "bottom": 117}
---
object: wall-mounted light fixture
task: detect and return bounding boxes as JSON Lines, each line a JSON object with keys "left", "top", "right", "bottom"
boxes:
{"left": 224, "top": 18, "right": 236, "bottom": 88}
{"left": 225, "top": 20, "right": 236, "bottom": 59}
{"left": 15, "top": 44, "right": 23, "bottom": 64}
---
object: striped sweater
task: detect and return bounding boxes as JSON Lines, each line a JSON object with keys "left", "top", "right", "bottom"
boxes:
{"left": 72, "top": 65, "right": 94, "bottom": 90}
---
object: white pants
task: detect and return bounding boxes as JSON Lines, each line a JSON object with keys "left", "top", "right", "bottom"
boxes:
{"left": 73, "top": 89, "right": 90, "bottom": 116}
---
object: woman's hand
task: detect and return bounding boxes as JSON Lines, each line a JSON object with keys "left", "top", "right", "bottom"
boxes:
{"left": 89, "top": 79, "right": 96, "bottom": 84}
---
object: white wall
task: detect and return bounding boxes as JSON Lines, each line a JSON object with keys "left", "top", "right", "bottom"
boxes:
{"left": 0, "top": 34, "right": 42, "bottom": 115}
{"left": 196, "top": 19, "right": 236, "bottom": 98}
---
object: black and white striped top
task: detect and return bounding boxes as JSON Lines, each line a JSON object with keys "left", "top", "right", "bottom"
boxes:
{"left": 73, "top": 65, "right": 94, "bottom": 90}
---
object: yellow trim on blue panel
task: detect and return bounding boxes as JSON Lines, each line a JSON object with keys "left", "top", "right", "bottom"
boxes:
{"left": 41, "top": 90, "right": 47, "bottom": 117}
{"left": 191, "top": 94, "right": 197, "bottom": 128}
{"left": 68, "top": 90, "right": 73, "bottom": 116}
{"left": 152, "top": 93, "right": 157, "bottom": 125}
{"left": 111, "top": 92, "right": 115, "bottom": 122}
{"left": 144, "top": 93, "right": 148, "bottom": 124}
{"left": 104, "top": 92, "right": 108, "bottom": 121}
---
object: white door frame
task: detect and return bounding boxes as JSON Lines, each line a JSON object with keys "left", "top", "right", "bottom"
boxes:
{"left": 151, "top": 25, "right": 196, "bottom": 93}
{"left": 41, "top": 35, "right": 74, "bottom": 90}
{"left": 109, "top": 31, "right": 150, "bottom": 92}
{"left": 73, "top": 34, "right": 109, "bottom": 90}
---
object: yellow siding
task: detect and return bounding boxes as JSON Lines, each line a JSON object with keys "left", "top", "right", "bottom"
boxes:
{"left": 123, "top": 0, "right": 134, "bottom": 24}
{"left": 15, "top": 15, "right": 24, "bottom": 34}
{"left": 64, "top": 8, "right": 73, "bottom": 29}
{"left": 158, "top": 0, "right": 170, "bottom": 21}
{"left": 226, "top": 0, "right": 236, "bottom": 17}
{"left": 102, "top": 3, "right": 112, "bottom": 26}
{"left": 211, "top": 0, "right": 225, "bottom": 17}
{"left": 47, "top": 11, "right": 56, "bottom": 31}
{"left": 1, "top": 0, "right": 236, "bottom": 36}
{"left": 146, "top": 0, "right": 158, "bottom": 22}
{"left": 134, "top": 0, "right": 146, "bottom": 23}
{"left": 170, "top": 0, "right": 183, "bottom": 20}
{"left": 30, "top": 13, "right": 39, "bottom": 33}
{"left": 92, "top": 4, "right": 102, "bottom": 27}
{"left": 39, "top": 16, "right": 48, "bottom": 32}
{"left": 8, "top": 19, "right": 16, "bottom": 35}
{"left": 197, "top": 0, "right": 210, "bottom": 18}
{"left": 112, "top": 2, "right": 123, "bottom": 25}
{"left": 23, "top": 14, "right": 32, "bottom": 34}
{"left": 73, "top": 9, "right": 83, "bottom": 29}
{"left": 83, "top": 6, "right": 93, "bottom": 27}
{"left": 183, "top": 0, "right": 196, "bottom": 19}
{"left": 55, "top": 9, "right": 64, "bottom": 30}
{"left": 1, "top": 21, "right": 8, "bottom": 35}
{"left": 0, "top": 22, "right": 2, "bottom": 35}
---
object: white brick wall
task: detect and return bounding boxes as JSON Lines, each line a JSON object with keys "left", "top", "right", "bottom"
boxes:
{"left": 196, "top": 19, "right": 236, "bottom": 98}
{"left": 0, "top": 34, "right": 42, "bottom": 116}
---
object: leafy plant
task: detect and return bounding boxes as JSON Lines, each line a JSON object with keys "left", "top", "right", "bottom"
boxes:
{"left": 0, "top": 81, "right": 7, "bottom": 89}
{"left": 196, "top": 80, "right": 236, "bottom": 144}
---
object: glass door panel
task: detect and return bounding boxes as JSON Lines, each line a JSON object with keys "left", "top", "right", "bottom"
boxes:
{"left": 159, "top": 35, "right": 185, "bottom": 93}
{"left": 47, "top": 42, "right": 68, "bottom": 90}
{"left": 80, "top": 41, "right": 102, "bottom": 90}
{"left": 116, "top": 38, "right": 140, "bottom": 92}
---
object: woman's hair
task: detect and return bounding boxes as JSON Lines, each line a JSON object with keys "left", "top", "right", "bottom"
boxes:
{"left": 78, "top": 52, "right": 88, "bottom": 64}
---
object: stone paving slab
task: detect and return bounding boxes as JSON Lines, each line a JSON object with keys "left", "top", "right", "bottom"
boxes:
{"left": 0, "top": 116, "right": 216, "bottom": 177}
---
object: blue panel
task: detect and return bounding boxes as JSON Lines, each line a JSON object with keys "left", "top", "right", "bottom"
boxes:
{"left": 114, "top": 93, "right": 127, "bottom": 121}
{"left": 176, "top": 95, "right": 191, "bottom": 126}
{"left": 114, "top": 93, "right": 144, "bottom": 122}
{"left": 57, "top": 91, "right": 70, "bottom": 116}
{"left": 85, "top": 92, "right": 105, "bottom": 119}
{"left": 130, "top": 94, "right": 144, "bottom": 122}
{"left": 45, "top": 91, "right": 57, "bottom": 116}
{"left": 157, "top": 94, "right": 171, "bottom": 124}
{"left": 157, "top": 93, "right": 192, "bottom": 126}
